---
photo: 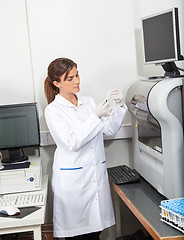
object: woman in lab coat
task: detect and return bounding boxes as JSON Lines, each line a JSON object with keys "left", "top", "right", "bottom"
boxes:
{"left": 44, "top": 58, "right": 127, "bottom": 240}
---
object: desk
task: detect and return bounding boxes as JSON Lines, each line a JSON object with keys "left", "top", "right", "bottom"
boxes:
{"left": 111, "top": 178, "right": 184, "bottom": 240}
{"left": 0, "top": 175, "right": 48, "bottom": 240}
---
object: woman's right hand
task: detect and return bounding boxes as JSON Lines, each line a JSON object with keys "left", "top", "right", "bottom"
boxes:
{"left": 94, "top": 99, "right": 113, "bottom": 118}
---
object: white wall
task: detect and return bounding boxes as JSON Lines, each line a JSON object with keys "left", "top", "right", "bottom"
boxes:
{"left": 26, "top": 0, "right": 137, "bottom": 130}
{"left": 0, "top": 0, "right": 34, "bottom": 105}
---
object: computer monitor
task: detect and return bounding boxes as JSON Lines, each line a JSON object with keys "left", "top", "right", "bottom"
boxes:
{"left": 142, "top": 7, "right": 183, "bottom": 77}
{"left": 0, "top": 102, "right": 40, "bottom": 163}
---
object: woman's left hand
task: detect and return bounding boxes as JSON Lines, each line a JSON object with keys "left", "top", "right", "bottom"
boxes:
{"left": 107, "top": 89, "right": 124, "bottom": 107}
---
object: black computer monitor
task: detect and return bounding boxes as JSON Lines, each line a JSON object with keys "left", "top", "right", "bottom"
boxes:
{"left": 0, "top": 102, "right": 40, "bottom": 163}
{"left": 142, "top": 7, "right": 183, "bottom": 77}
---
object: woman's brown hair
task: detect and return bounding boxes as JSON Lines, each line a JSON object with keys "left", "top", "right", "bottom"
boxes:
{"left": 44, "top": 58, "right": 77, "bottom": 104}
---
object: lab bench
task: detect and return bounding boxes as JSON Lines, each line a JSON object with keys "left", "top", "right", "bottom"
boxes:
{"left": 111, "top": 177, "right": 184, "bottom": 240}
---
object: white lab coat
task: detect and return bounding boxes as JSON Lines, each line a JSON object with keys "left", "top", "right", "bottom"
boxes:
{"left": 45, "top": 94, "right": 127, "bottom": 238}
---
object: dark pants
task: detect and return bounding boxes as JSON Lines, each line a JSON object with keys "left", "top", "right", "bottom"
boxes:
{"left": 65, "top": 231, "right": 101, "bottom": 240}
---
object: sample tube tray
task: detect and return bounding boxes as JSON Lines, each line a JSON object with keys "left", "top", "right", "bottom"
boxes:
{"left": 160, "top": 198, "right": 184, "bottom": 233}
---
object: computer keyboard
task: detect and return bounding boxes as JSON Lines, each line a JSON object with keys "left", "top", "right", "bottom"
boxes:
{"left": 0, "top": 191, "right": 45, "bottom": 209}
{"left": 107, "top": 165, "right": 140, "bottom": 184}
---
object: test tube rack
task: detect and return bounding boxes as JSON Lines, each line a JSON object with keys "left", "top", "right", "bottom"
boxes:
{"left": 160, "top": 198, "right": 184, "bottom": 233}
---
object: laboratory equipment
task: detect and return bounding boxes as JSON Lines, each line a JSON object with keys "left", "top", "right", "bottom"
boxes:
{"left": 126, "top": 77, "right": 184, "bottom": 199}
{"left": 160, "top": 198, "right": 184, "bottom": 233}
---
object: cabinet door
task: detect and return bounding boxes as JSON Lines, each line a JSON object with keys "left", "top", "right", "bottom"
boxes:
{"left": 0, "top": 0, "right": 34, "bottom": 105}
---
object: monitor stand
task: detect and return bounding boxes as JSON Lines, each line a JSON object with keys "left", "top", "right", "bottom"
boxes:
{"left": 148, "top": 76, "right": 165, "bottom": 80}
{"left": 149, "top": 75, "right": 184, "bottom": 80}
{"left": 149, "top": 61, "right": 184, "bottom": 80}
{"left": 2, "top": 148, "right": 28, "bottom": 164}
{"left": 162, "top": 62, "right": 180, "bottom": 76}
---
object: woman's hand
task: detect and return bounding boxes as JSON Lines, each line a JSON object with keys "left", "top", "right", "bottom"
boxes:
{"left": 107, "top": 89, "right": 124, "bottom": 107}
{"left": 94, "top": 99, "right": 113, "bottom": 118}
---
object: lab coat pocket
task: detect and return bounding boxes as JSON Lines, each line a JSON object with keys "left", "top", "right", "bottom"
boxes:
{"left": 99, "top": 160, "right": 107, "bottom": 183}
{"left": 56, "top": 166, "right": 87, "bottom": 228}
{"left": 59, "top": 166, "right": 84, "bottom": 190}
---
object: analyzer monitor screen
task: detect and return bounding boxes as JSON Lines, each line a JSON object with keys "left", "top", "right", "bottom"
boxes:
{"left": 142, "top": 8, "right": 183, "bottom": 76}
{"left": 0, "top": 102, "right": 40, "bottom": 163}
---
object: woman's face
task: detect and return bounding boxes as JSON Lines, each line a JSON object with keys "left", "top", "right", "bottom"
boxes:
{"left": 54, "top": 67, "right": 80, "bottom": 94}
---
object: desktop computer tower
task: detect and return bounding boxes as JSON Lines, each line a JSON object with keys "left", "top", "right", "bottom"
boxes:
{"left": 0, "top": 156, "right": 42, "bottom": 194}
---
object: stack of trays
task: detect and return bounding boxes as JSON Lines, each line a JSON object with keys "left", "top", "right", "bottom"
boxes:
{"left": 160, "top": 198, "right": 184, "bottom": 233}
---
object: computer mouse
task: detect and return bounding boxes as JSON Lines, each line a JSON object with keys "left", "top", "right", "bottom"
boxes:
{"left": 0, "top": 205, "right": 20, "bottom": 216}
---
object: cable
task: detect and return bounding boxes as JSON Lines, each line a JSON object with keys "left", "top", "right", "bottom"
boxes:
{"left": 21, "top": 148, "right": 25, "bottom": 158}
